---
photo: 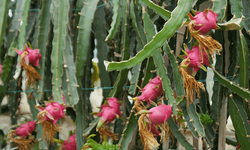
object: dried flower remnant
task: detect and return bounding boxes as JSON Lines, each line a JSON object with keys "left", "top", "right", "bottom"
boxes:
{"left": 138, "top": 114, "right": 160, "bottom": 150}
{"left": 15, "top": 45, "right": 42, "bottom": 85}
{"left": 36, "top": 101, "right": 65, "bottom": 144}
{"left": 97, "top": 125, "right": 118, "bottom": 142}
{"left": 179, "top": 59, "right": 205, "bottom": 104}
{"left": 147, "top": 123, "right": 160, "bottom": 137}
{"left": 9, "top": 121, "right": 36, "bottom": 150}
{"left": 187, "top": 10, "right": 222, "bottom": 57}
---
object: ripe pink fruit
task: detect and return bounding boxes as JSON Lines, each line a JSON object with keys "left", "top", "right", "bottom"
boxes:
{"left": 188, "top": 9, "right": 218, "bottom": 35}
{"left": 62, "top": 134, "right": 76, "bottom": 150}
{"left": 37, "top": 102, "right": 65, "bottom": 125}
{"left": 0, "top": 64, "right": 2, "bottom": 74}
{"left": 184, "top": 45, "right": 210, "bottom": 75}
{"left": 0, "top": 64, "right": 2, "bottom": 78}
{"left": 15, "top": 46, "right": 42, "bottom": 67}
{"left": 148, "top": 104, "right": 173, "bottom": 124}
{"left": 15, "top": 121, "right": 36, "bottom": 137}
{"left": 96, "top": 97, "right": 121, "bottom": 128}
{"left": 106, "top": 97, "right": 121, "bottom": 108}
{"left": 137, "top": 76, "right": 163, "bottom": 104}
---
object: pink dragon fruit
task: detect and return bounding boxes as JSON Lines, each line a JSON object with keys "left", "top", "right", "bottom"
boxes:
{"left": 0, "top": 64, "right": 2, "bottom": 75}
{"left": 96, "top": 97, "right": 121, "bottom": 128}
{"left": 36, "top": 101, "right": 65, "bottom": 125}
{"left": 188, "top": 9, "right": 218, "bottom": 35}
{"left": 137, "top": 76, "right": 163, "bottom": 104}
{"left": 148, "top": 104, "right": 173, "bottom": 124}
{"left": 15, "top": 45, "right": 42, "bottom": 67}
{"left": 15, "top": 121, "right": 36, "bottom": 137}
{"left": 62, "top": 134, "right": 76, "bottom": 150}
{"left": 184, "top": 45, "right": 210, "bottom": 75}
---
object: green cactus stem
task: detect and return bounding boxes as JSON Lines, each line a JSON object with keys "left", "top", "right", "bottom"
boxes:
{"left": 105, "top": 0, "right": 121, "bottom": 41}
{"left": 105, "top": 0, "right": 193, "bottom": 71}
{"left": 35, "top": 0, "right": 51, "bottom": 101}
{"left": 0, "top": 0, "right": 10, "bottom": 57}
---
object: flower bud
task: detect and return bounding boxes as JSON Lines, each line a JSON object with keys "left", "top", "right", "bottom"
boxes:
{"left": 15, "top": 121, "right": 36, "bottom": 137}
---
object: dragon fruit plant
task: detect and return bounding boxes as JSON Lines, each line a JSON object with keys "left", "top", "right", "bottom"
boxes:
{"left": 1, "top": 0, "right": 250, "bottom": 150}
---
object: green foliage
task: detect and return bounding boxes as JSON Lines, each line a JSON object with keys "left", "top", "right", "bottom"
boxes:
{"left": 83, "top": 134, "right": 118, "bottom": 150}
{"left": 198, "top": 111, "right": 213, "bottom": 128}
